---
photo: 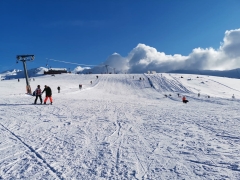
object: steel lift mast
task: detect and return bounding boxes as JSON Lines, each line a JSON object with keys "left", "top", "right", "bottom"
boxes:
{"left": 16, "top": 55, "right": 35, "bottom": 94}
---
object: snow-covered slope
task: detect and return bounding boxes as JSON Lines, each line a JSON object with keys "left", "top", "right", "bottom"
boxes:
{"left": 0, "top": 73, "right": 240, "bottom": 179}
{"left": 168, "top": 68, "right": 240, "bottom": 79}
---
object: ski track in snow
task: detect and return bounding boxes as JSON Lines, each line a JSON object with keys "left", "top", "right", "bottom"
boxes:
{"left": 0, "top": 73, "right": 240, "bottom": 179}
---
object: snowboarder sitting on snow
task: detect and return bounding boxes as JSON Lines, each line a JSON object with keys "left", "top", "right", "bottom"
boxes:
{"left": 182, "top": 96, "right": 188, "bottom": 103}
{"left": 57, "top": 86, "right": 60, "bottom": 93}
{"left": 34, "top": 85, "right": 42, "bottom": 104}
{"left": 42, "top": 85, "right": 53, "bottom": 105}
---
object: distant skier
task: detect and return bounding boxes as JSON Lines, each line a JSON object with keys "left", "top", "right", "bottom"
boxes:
{"left": 198, "top": 93, "right": 200, "bottom": 97}
{"left": 34, "top": 85, "right": 42, "bottom": 104}
{"left": 42, "top": 85, "right": 53, "bottom": 105}
{"left": 182, "top": 96, "right": 188, "bottom": 103}
{"left": 79, "top": 84, "right": 82, "bottom": 90}
{"left": 96, "top": 75, "right": 98, "bottom": 79}
{"left": 177, "top": 93, "right": 180, "bottom": 97}
{"left": 18, "top": 79, "right": 20, "bottom": 82}
{"left": 90, "top": 81, "right": 92, "bottom": 84}
{"left": 232, "top": 94, "right": 235, "bottom": 99}
{"left": 57, "top": 86, "right": 60, "bottom": 93}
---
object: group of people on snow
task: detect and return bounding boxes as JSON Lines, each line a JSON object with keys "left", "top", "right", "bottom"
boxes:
{"left": 34, "top": 85, "right": 53, "bottom": 105}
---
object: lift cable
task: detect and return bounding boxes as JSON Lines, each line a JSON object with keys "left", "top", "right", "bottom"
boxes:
{"left": 46, "top": 58, "right": 98, "bottom": 67}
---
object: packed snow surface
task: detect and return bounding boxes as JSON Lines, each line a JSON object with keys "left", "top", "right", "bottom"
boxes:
{"left": 0, "top": 73, "right": 240, "bottom": 179}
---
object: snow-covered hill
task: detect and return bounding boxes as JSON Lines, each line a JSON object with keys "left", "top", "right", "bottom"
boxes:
{"left": 168, "top": 68, "right": 240, "bottom": 79}
{"left": 0, "top": 69, "right": 22, "bottom": 79}
{"left": 2, "top": 66, "right": 240, "bottom": 80}
{"left": 0, "top": 73, "right": 240, "bottom": 179}
{"left": 0, "top": 67, "right": 48, "bottom": 80}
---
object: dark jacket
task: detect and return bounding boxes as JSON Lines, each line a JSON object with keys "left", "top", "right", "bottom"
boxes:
{"left": 42, "top": 86, "right": 52, "bottom": 97}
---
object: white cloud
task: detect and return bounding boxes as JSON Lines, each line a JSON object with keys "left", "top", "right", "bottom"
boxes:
{"left": 72, "top": 66, "right": 90, "bottom": 73}
{"left": 221, "top": 29, "right": 240, "bottom": 58}
{"left": 103, "top": 53, "right": 129, "bottom": 73}
{"left": 127, "top": 44, "right": 188, "bottom": 73}
{"left": 90, "top": 28, "right": 240, "bottom": 73}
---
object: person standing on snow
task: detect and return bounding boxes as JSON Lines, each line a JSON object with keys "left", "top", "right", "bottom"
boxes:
{"left": 34, "top": 85, "right": 42, "bottom": 104}
{"left": 42, "top": 85, "right": 53, "bottom": 105}
{"left": 57, "top": 86, "right": 60, "bottom": 93}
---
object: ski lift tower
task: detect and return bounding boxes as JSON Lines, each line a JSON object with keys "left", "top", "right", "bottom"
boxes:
{"left": 105, "top": 65, "right": 109, "bottom": 74}
{"left": 16, "top": 55, "right": 35, "bottom": 94}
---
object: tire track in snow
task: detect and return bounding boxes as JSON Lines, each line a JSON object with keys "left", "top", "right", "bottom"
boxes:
{"left": 99, "top": 100, "right": 140, "bottom": 179}
{"left": 168, "top": 76, "right": 191, "bottom": 93}
{"left": 145, "top": 74, "right": 192, "bottom": 93}
{"left": 207, "top": 79, "right": 240, "bottom": 93}
{"left": 0, "top": 123, "right": 64, "bottom": 180}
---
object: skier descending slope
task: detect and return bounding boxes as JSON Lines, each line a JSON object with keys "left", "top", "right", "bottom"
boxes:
{"left": 42, "top": 85, "right": 53, "bottom": 105}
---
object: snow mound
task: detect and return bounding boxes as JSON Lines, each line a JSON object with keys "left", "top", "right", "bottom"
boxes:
{"left": 0, "top": 67, "right": 48, "bottom": 79}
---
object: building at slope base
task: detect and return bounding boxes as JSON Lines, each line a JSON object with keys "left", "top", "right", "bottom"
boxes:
{"left": 44, "top": 68, "right": 68, "bottom": 75}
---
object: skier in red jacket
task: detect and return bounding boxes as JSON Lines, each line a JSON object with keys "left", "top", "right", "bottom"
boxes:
{"left": 182, "top": 96, "right": 189, "bottom": 103}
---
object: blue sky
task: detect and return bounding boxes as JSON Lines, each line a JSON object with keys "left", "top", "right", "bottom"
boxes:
{"left": 1, "top": 0, "right": 240, "bottom": 72}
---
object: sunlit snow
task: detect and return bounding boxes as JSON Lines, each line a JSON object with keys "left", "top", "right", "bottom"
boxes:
{"left": 0, "top": 72, "right": 240, "bottom": 179}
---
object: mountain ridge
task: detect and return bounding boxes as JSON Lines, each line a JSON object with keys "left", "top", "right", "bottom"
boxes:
{"left": 1, "top": 67, "right": 240, "bottom": 79}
